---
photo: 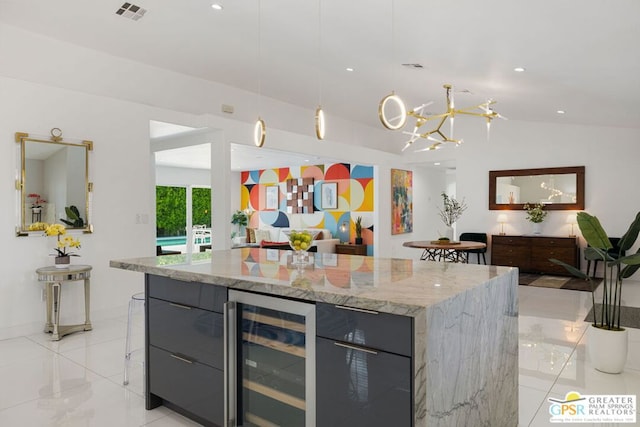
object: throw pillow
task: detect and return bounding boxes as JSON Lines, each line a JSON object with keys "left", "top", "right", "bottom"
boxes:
{"left": 255, "top": 229, "right": 272, "bottom": 243}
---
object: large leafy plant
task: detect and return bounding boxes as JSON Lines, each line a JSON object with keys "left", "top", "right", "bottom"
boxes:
{"left": 552, "top": 211, "right": 640, "bottom": 330}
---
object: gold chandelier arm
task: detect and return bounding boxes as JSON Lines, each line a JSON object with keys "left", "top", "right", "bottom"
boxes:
{"left": 396, "top": 84, "right": 501, "bottom": 151}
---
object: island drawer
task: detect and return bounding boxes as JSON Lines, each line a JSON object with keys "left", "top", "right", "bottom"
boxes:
{"left": 149, "top": 345, "right": 223, "bottom": 426}
{"left": 316, "top": 302, "right": 412, "bottom": 357}
{"left": 147, "top": 274, "right": 227, "bottom": 313}
{"left": 148, "top": 297, "right": 224, "bottom": 369}
{"left": 316, "top": 336, "right": 412, "bottom": 427}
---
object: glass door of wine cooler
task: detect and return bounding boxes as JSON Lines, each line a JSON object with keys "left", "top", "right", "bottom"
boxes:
{"left": 225, "top": 290, "right": 315, "bottom": 427}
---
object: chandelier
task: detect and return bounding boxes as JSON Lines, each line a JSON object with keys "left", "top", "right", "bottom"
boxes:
{"left": 379, "top": 84, "right": 505, "bottom": 151}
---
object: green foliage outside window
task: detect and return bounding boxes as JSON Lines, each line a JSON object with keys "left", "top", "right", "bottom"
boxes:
{"left": 156, "top": 186, "right": 186, "bottom": 237}
{"left": 156, "top": 186, "right": 212, "bottom": 237}
{"left": 192, "top": 187, "right": 212, "bottom": 227}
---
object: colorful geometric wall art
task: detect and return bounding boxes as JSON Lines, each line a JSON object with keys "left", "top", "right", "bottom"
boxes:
{"left": 240, "top": 164, "right": 375, "bottom": 254}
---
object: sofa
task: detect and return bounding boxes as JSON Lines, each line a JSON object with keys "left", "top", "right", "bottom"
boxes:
{"left": 243, "top": 227, "right": 339, "bottom": 253}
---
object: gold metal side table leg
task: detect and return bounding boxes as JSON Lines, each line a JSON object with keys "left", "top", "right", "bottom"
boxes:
{"left": 51, "top": 282, "right": 62, "bottom": 341}
{"left": 83, "top": 277, "right": 92, "bottom": 331}
{"left": 44, "top": 282, "right": 54, "bottom": 333}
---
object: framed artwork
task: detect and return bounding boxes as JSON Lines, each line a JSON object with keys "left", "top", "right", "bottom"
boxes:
{"left": 266, "top": 249, "right": 280, "bottom": 262}
{"left": 265, "top": 186, "right": 279, "bottom": 210}
{"left": 322, "top": 253, "right": 338, "bottom": 267}
{"left": 391, "top": 169, "right": 413, "bottom": 234}
{"left": 321, "top": 182, "right": 338, "bottom": 209}
{"left": 286, "top": 178, "right": 314, "bottom": 213}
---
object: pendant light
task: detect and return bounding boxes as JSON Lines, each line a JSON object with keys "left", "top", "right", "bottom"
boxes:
{"left": 254, "top": 0, "right": 266, "bottom": 147}
{"left": 378, "top": 0, "right": 407, "bottom": 131}
{"left": 314, "top": 0, "right": 326, "bottom": 140}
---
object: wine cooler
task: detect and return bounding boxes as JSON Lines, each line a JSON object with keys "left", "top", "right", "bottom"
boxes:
{"left": 225, "top": 290, "right": 316, "bottom": 427}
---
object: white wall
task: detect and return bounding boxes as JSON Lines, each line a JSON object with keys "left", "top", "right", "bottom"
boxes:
{"left": 0, "top": 23, "right": 401, "bottom": 336}
{"left": 421, "top": 119, "right": 640, "bottom": 271}
{"left": 2, "top": 22, "right": 639, "bottom": 337}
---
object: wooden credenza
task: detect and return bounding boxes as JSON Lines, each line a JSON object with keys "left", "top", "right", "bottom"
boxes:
{"left": 491, "top": 235, "right": 579, "bottom": 275}
{"left": 335, "top": 243, "right": 368, "bottom": 256}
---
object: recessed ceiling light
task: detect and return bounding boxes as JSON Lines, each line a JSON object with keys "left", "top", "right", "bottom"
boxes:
{"left": 514, "top": 67, "right": 526, "bottom": 72}
{"left": 211, "top": 3, "right": 223, "bottom": 10}
{"left": 557, "top": 110, "right": 566, "bottom": 114}
{"left": 434, "top": 162, "right": 441, "bottom": 166}
{"left": 346, "top": 67, "right": 354, "bottom": 72}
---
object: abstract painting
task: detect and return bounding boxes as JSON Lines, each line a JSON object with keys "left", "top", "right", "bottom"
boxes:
{"left": 391, "top": 169, "right": 413, "bottom": 234}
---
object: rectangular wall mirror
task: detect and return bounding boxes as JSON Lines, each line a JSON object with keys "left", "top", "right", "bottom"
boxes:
{"left": 489, "top": 166, "right": 585, "bottom": 210}
{"left": 15, "top": 130, "right": 93, "bottom": 235}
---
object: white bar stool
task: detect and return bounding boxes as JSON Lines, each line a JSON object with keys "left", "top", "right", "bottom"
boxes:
{"left": 123, "top": 292, "right": 145, "bottom": 386}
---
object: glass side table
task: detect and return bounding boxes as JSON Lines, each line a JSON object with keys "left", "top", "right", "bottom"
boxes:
{"left": 36, "top": 264, "right": 93, "bottom": 341}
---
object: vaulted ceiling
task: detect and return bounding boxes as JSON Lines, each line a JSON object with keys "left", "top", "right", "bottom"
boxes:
{"left": 2, "top": 0, "right": 639, "bottom": 139}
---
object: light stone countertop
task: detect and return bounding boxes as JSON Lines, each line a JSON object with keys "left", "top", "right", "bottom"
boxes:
{"left": 110, "top": 247, "right": 515, "bottom": 317}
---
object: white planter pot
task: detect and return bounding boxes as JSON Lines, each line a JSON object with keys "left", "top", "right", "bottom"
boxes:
{"left": 441, "top": 226, "right": 454, "bottom": 241}
{"left": 531, "top": 222, "right": 543, "bottom": 235}
{"left": 588, "top": 324, "right": 628, "bottom": 374}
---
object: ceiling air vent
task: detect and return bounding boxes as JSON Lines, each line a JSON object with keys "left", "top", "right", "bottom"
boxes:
{"left": 116, "top": 3, "right": 147, "bottom": 21}
{"left": 401, "top": 63, "right": 424, "bottom": 69}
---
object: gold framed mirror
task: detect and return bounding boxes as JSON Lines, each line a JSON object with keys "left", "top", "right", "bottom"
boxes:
{"left": 15, "top": 129, "right": 93, "bottom": 235}
{"left": 489, "top": 166, "right": 585, "bottom": 211}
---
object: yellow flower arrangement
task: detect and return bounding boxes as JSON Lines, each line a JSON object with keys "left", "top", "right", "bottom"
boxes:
{"left": 28, "top": 222, "right": 49, "bottom": 231}
{"left": 42, "top": 223, "right": 82, "bottom": 257}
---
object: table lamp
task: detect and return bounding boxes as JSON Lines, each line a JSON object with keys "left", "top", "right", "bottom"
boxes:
{"left": 340, "top": 221, "right": 348, "bottom": 243}
{"left": 567, "top": 213, "right": 577, "bottom": 237}
{"left": 497, "top": 214, "right": 508, "bottom": 235}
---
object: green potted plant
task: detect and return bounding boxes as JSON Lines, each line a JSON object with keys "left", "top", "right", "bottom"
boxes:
{"left": 523, "top": 202, "right": 547, "bottom": 234}
{"left": 230, "top": 210, "right": 248, "bottom": 243}
{"left": 551, "top": 211, "right": 640, "bottom": 373}
{"left": 354, "top": 216, "right": 363, "bottom": 245}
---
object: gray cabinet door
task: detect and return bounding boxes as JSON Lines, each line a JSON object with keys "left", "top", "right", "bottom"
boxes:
{"left": 149, "top": 345, "right": 223, "bottom": 426}
{"left": 148, "top": 297, "right": 224, "bottom": 369}
{"left": 316, "top": 337, "right": 412, "bottom": 427}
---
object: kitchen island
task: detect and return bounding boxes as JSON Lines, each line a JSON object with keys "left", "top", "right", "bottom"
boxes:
{"left": 111, "top": 248, "right": 518, "bottom": 427}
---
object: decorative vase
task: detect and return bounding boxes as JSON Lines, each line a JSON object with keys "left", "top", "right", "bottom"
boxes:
{"left": 532, "top": 222, "right": 543, "bottom": 235}
{"left": 442, "top": 226, "right": 454, "bottom": 241}
{"left": 284, "top": 230, "right": 318, "bottom": 266}
{"left": 588, "top": 324, "right": 628, "bottom": 374}
{"left": 55, "top": 255, "right": 71, "bottom": 269}
{"left": 355, "top": 237, "right": 363, "bottom": 245}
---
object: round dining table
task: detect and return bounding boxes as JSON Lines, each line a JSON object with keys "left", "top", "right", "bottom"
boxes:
{"left": 403, "top": 240, "right": 487, "bottom": 263}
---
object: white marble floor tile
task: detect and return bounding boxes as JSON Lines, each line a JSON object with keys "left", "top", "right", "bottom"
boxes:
{"left": 26, "top": 318, "right": 131, "bottom": 354}
{"left": 107, "top": 359, "right": 145, "bottom": 398}
{"left": 0, "top": 336, "right": 53, "bottom": 367}
{"left": 519, "top": 286, "right": 593, "bottom": 322}
{"left": 60, "top": 337, "right": 128, "bottom": 378}
{"left": 0, "top": 352, "right": 100, "bottom": 411}
{"left": 143, "top": 411, "right": 204, "bottom": 426}
{"left": 519, "top": 385, "right": 548, "bottom": 427}
{"left": 0, "top": 377, "right": 171, "bottom": 427}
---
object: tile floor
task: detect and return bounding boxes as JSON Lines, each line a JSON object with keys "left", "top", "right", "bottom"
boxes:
{"left": 0, "top": 282, "right": 639, "bottom": 426}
